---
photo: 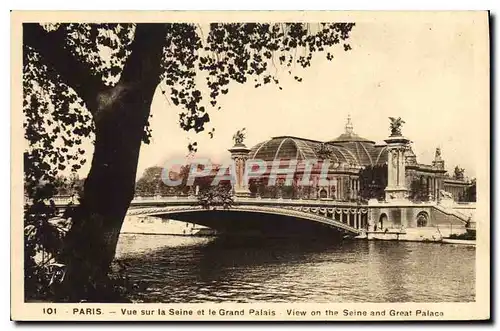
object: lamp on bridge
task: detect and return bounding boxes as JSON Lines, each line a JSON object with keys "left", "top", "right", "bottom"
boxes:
{"left": 229, "top": 128, "right": 251, "bottom": 198}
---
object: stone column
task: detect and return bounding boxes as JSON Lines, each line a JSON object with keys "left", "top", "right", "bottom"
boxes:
{"left": 429, "top": 176, "right": 434, "bottom": 201}
{"left": 426, "top": 177, "right": 431, "bottom": 201}
{"left": 349, "top": 177, "right": 354, "bottom": 200}
{"left": 434, "top": 177, "right": 438, "bottom": 201}
{"left": 384, "top": 136, "right": 410, "bottom": 202}
{"left": 228, "top": 143, "right": 251, "bottom": 198}
{"left": 351, "top": 179, "right": 355, "bottom": 199}
{"left": 337, "top": 177, "right": 342, "bottom": 200}
{"left": 431, "top": 177, "right": 436, "bottom": 200}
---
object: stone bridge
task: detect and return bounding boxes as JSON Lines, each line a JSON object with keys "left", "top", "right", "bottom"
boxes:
{"left": 45, "top": 195, "right": 473, "bottom": 238}
{"left": 48, "top": 195, "right": 367, "bottom": 236}
{"left": 126, "top": 197, "right": 367, "bottom": 236}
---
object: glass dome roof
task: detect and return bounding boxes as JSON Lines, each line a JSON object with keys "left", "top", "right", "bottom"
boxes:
{"left": 248, "top": 116, "right": 389, "bottom": 167}
{"left": 327, "top": 115, "right": 387, "bottom": 167}
{"left": 248, "top": 136, "right": 360, "bottom": 166}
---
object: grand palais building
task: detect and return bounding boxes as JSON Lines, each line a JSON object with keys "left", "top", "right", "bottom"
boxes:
{"left": 246, "top": 116, "right": 473, "bottom": 202}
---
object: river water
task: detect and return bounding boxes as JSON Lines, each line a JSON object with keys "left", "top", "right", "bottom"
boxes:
{"left": 115, "top": 234, "right": 475, "bottom": 303}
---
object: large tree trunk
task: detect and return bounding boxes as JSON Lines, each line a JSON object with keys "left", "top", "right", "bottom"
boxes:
{"left": 59, "top": 86, "right": 152, "bottom": 301}
{"left": 57, "top": 24, "right": 168, "bottom": 302}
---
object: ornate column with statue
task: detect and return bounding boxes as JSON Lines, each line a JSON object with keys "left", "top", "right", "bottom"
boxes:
{"left": 384, "top": 117, "right": 411, "bottom": 202}
{"left": 228, "top": 128, "right": 251, "bottom": 198}
{"left": 432, "top": 147, "right": 446, "bottom": 202}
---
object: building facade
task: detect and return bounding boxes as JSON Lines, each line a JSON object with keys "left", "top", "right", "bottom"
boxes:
{"left": 246, "top": 116, "right": 473, "bottom": 202}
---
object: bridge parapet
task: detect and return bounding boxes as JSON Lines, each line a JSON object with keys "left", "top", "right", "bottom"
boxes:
{"left": 126, "top": 200, "right": 367, "bottom": 235}
{"left": 232, "top": 197, "right": 364, "bottom": 208}
{"left": 41, "top": 194, "right": 370, "bottom": 208}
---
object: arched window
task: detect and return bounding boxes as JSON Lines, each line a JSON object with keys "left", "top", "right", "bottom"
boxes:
{"left": 416, "top": 212, "right": 429, "bottom": 227}
{"left": 330, "top": 186, "right": 336, "bottom": 200}
{"left": 379, "top": 213, "right": 388, "bottom": 230}
{"left": 319, "top": 188, "right": 328, "bottom": 199}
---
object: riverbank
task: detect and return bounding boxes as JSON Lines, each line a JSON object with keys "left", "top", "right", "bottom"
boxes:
{"left": 121, "top": 216, "right": 475, "bottom": 246}
{"left": 441, "top": 238, "right": 476, "bottom": 246}
{"left": 359, "top": 228, "right": 475, "bottom": 246}
{"left": 121, "top": 216, "right": 217, "bottom": 236}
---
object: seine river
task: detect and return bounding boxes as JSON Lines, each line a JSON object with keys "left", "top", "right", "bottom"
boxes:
{"left": 115, "top": 234, "right": 475, "bottom": 303}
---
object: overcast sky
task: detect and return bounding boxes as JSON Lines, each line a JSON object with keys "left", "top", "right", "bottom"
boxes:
{"left": 132, "top": 14, "right": 488, "bottom": 181}
{"left": 62, "top": 13, "right": 487, "bottom": 182}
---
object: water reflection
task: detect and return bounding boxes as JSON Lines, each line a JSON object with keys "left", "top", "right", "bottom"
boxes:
{"left": 115, "top": 234, "right": 475, "bottom": 303}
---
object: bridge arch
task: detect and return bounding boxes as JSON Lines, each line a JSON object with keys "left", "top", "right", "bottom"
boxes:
{"left": 127, "top": 205, "right": 361, "bottom": 236}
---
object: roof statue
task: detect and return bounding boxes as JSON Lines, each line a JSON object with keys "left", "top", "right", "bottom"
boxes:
{"left": 439, "top": 189, "right": 454, "bottom": 200}
{"left": 389, "top": 117, "right": 405, "bottom": 137}
{"left": 315, "top": 143, "right": 333, "bottom": 160}
{"left": 453, "top": 166, "right": 465, "bottom": 180}
{"left": 435, "top": 147, "right": 442, "bottom": 160}
{"left": 328, "top": 115, "right": 375, "bottom": 144}
{"left": 233, "top": 128, "right": 246, "bottom": 145}
{"left": 345, "top": 114, "right": 354, "bottom": 135}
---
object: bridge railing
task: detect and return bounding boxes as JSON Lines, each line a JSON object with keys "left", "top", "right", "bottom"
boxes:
{"left": 24, "top": 195, "right": 77, "bottom": 206}
{"left": 38, "top": 194, "right": 370, "bottom": 208}
{"left": 129, "top": 196, "right": 366, "bottom": 207}
{"left": 231, "top": 196, "right": 364, "bottom": 207}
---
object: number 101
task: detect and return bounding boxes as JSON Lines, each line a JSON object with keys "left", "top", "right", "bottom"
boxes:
{"left": 43, "top": 308, "right": 57, "bottom": 315}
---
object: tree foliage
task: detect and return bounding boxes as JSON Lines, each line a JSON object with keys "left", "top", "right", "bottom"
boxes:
{"left": 359, "top": 165, "right": 388, "bottom": 201}
{"left": 197, "top": 183, "right": 234, "bottom": 210}
{"left": 459, "top": 178, "right": 476, "bottom": 202}
{"left": 24, "top": 23, "right": 355, "bottom": 177}
{"left": 135, "top": 165, "right": 193, "bottom": 196}
{"left": 409, "top": 178, "right": 429, "bottom": 202}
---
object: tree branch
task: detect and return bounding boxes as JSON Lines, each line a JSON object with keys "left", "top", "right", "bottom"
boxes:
{"left": 23, "top": 23, "right": 105, "bottom": 111}
{"left": 119, "top": 23, "right": 168, "bottom": 89}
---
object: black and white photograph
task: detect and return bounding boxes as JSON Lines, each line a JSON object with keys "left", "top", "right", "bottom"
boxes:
{"left": 11, "top": 11, "right": 490, "bottom": 321}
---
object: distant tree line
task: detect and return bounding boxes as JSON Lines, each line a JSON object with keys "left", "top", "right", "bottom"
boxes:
{"left": 24, "top": 172, "right": 85, "bottom": 199}
{"left": 135, "top": 166, "right": 189, "bottom": 197}
{"left": 134, "top": 164, "right": 229, "bottom": 197}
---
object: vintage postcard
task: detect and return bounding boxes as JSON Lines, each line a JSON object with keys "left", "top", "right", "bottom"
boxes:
{"left": 11, "top": 11, "right": 490, "bottom": 321}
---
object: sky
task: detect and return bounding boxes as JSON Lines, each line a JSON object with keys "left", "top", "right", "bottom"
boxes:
{"left": 70, "top": 13, "right": 489, "bottom": 182}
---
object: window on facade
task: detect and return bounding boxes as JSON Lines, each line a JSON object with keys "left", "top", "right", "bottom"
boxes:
{"left": 416, "top": 213, "right": 428, "bottom": 227}
{"left": 319, "top": 189, "right": 327, "bottom": 199}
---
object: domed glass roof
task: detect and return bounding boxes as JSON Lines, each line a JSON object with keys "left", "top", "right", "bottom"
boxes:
{"left": 328, "top": 115, "right": 376, "bottom": 144}
{"left": 248, "top": 116, "right": 389, "bottom": 168}
{"left": 248, "top": 136, "right": 360, "bottom": 166}
{"left": 329, "top": 141, "right": 388, "bottom": 167}
{"left": 327, "top": 115, "right": 388, "bottom": 167}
